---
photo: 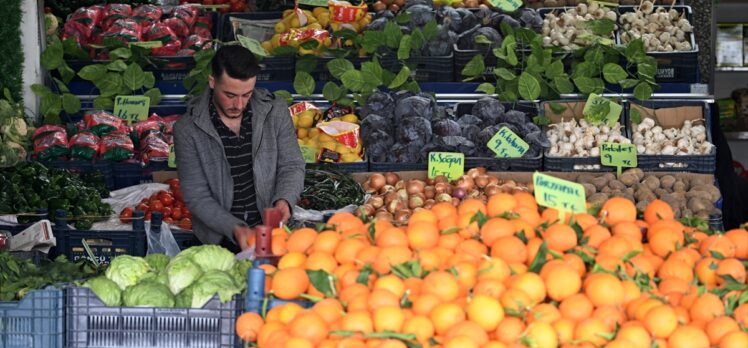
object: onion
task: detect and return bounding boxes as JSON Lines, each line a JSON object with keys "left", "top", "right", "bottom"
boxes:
{"left": 423, "top": 199, "right": 435, "bottom": 209}
{"left": 375, "top": 211, "right": 393, "bottom": 221}
{"left": 425, "top": 177, "right": 435, "bottom": 185}
{"left": 435, "top": 193, "right": 452, "bottom": 203}
{"left": 475, "top": 175, "right": 490, "bottom": 189}
{"left": 434, "top": 175, "right": 449, "bottom": 184}
{"left": 363, "top": 182, "right": 376, "bottom": 194}
{"left": 488, "top": 176, "right": 499, "bottom": 186}
{"left": 369, "top": 173, "right": 386, "bottom": 191}
{"left": 434, "top": 182, "right": 450, "bottom": 195}
{"left": 397, "top": 188, "right": 408, "bottom": 202}
{"left": 369, "top": 196, "right": 384, "bottom": 209}
{"left": 467, "top": 167, "right": 486, "bottom": 179}
{"left": 387, "top": 198, "right": 405, "bottom": 214}
{"left": 451, "top": 197, "right": 461, "bottom": 206}
{"left": 395, "top": 180, "right": 405, "bottom": 191}
{"left": 452, "top": 187, "right": 467, "bottom": 200}
{"left": 468, "top": 189, "right": 482, "bottom": 199}
{"left": 485, "top": 184, "right": 501, "bottom": 197}
{"left": 424, "top": 186, "right": 435, "bottom": 199}
{"left": 385, "top": 172, "right": 400, "bottom": 186}
{"left": 455, "top": 176, "right": 475, "bottom": 191}
{"left": 358, "top": 204, "right": 375, "bottom": 217}
{"left": 406, "top": 180, "right": 426, "bottom": 195}
{"left": 384, "top": 192, "right": 400, "bottom": 206}
{"left": 409, "top": 194, "right": 425, "bottom": 209}
{"left": 394, "top": 210, "right": 411, "bottom": 225}
{"left": 380, "top": 185, "right": 396, "bottom": 194}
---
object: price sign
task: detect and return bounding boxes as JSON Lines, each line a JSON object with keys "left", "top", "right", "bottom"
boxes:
{"left": 298, "top": 0, "right": 329, "bottom": 6}
{"left": 600, "top": 142, "right": 637, "bottom": 176}
{"left": 488, "top": 127, "right": 529, "bottom": 158}
{"left": 168, "top": 145, "right": 176, "bottom": 168}
{"left": 130, "top": 41, "right": 163, "bottom": 49}
{"left": 583, "top": 94, "right": 623, "bottom": 127}
{"left": 428, "top": 152, "right": 464, "bottom": 181}
{"left": 113, "top": 96, "right": 150, "bottom": 124}
{"left": 300, "top": 145, "right": 318, "bottom": 163}
{"left": 533, "top": 172, "right": 587, "bottom": 214}
{"left": 488, "top": 0, "right": 523, "bottom": 12}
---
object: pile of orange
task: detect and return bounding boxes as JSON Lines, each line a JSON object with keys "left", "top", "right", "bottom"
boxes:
{"left": 236, "top": 193, "right": 748, "bottom": 348}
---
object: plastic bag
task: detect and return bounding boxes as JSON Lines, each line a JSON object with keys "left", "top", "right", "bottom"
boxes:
{"left": 67, "top": 6, "right": 104, "bottom": 40}
{"left": 292, "top": 204, "right": 359, "bottom": 222}
{"left": 182, "top": 34, "right": 212, "bottom": 51}
{"left": 131, "top": 119, "right": 162, "bottom": 148}
{"left": 329, "top": 1, "right": 368, "bottom": 23}
{"left": 140, "top": 133, "right": 170, "bottom": 165}
{"left": 102, "top": 4, "right": 133, "bottom": 31}
{"left": 99, "top": 132, "right": 134, "bottom": 161}
{"left": 317, "top": 121, "right": 360, "bottom": 149}
{"left": 32, "top": 126, "right": 69, "bottom": 161}
{"left": 69, "top": 132, "right": 100, "bottom": 160}
{"left": 172, "top": 5, "right": 198, "bottom": 28}
{"left": 132, "top": 4, "right": 163, "bottom": 30}
{"left": 84, "top": 111, "right": 124, "bottom": 136}
{"left": 163, "top": 17, "right": 190, "bottom": 38}
{"left": 103, "top": 18, "right": 142, "bottom": 44}
{"left": 160, "top": 115, "right": 180, "bottom": 135}
{"left": 192, "top": 15, "right": 213, "bottom": 38}
{"left": 145, "top": 220, "right": 181, "bottom": 257}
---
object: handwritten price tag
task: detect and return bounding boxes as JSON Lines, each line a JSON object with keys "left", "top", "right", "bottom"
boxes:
{"left": 428, "top": 152, "right": 464, "bottom": 181}
{"left": 488, "top": 127, "right": 529, "bottom": 158}
{"left": 533, "top": 172, "right": 587, "bottom": 214}
{"left": 298, "top": 0, "right": 329, "bottom": 6}
{"left": 600, "top": 142, "right": 637, "bottom": 176}
{"left": 113, "top": 96, "right": 150, "bottom": 124}
{"left": 300, "top": 145, "right": 318, "bottom": 163}
{"left": 168, "top": 145, "right": 176, "bottom": 168}
{"left": 488, "top": 0, "right": 523, "bottom": 12}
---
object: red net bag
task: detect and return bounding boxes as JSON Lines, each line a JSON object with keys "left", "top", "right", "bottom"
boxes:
{"left": 101, "top": 4, "right": 133, "bottom": 31}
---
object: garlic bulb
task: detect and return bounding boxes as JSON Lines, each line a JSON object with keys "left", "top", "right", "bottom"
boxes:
{"left": 619, "top": 1, "right": 693, "bottom": 52}
{"left": 541, "top": 6, "right": 617, "bottom": 50}
{"left": 631, "top": 117, "right": 714, "bottom": 155}
{"left": 546, "top": 119, "right": 630, "bottom": 158}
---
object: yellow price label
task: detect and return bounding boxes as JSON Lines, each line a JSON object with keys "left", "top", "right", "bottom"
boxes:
{"left": 298, "top": 0, "right": 328, "bottom": 6}
{"left": 130, "top": 41, "right": 163, "bottom": 49}
{"left": 600, "top": 143, "right": 637, "bottom": 176}
{"left": 488, "top": 0, "right": 523, "bottom": 12}
{"left": 533, "top": 172, "right": 587, "bottom": 214}
{"left": 113, "top": 96, "right": 150, "bottom": 124}
{"left": 300, "top": 145, "right": 318, "bottom": 163}
{"left": 488, "top": 127, "right": 529, "bottom": 158}
{"left": 168, "top": 145, "right": 176, "bottom": 168}
{"left": 428, "top": 152, "right": 464, "bottom": 181}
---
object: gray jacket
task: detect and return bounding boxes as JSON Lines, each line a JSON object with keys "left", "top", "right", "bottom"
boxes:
{"left": 173, "top": 88, "right": 305, "bottom": 245}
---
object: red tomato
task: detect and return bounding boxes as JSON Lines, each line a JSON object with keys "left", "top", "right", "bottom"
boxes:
{"left": 179, "top": 218, "right": 192, "bottom": 230}
{"left": 164, "top": 178, "right": 178, "bottom": 186}
{"left": 173, "top": 189, "right": 184, "bottom": 203}
{"left": 160, "top": 194, "right": 174, "bottom": 207}
{"left": 164, "top": 217, "right": 175, "bottom": 225}
{"left": 162, "top": 207, "right": 172, "bottom": 218}
{"left": 144, "top": 211, "right": 152, "bottom": 222}
{"left": 136, "top": 203, "right": 149, "bottom": 213}
{"left": 183, "top": 210, "right": 192, "bottom": 219}
{"left": 140, "top": 198, "right": 149, "bottom": 204}
{"left": 150, "top": 201, "right": 165, "bottom": 212}
{"left": 120, "top": 208, "right": 133, "bottom": 224}
{"left": 171, "top": 207, "right": 183, "bottom": 220}
{"left": 173, "top": 201, "right": 184, "bottom": 209}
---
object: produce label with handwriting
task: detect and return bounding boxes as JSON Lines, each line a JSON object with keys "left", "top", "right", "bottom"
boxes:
{"left": 300, "top": 145, "right": 318, "bottom": 163}
{"left": 600, "top": 143, "right": 637, "bottom": 168}
{"left": 428, "top": 152, "right": 464, "bottom": 181}
{"left": 533, "top": 172, "right": 587, "bottom": 214}
{"left": 168, "top": 145, "right": 176, "bottom": 168}
{"left": 488, "top": 0, "right": 523, "bottom": 12}
{"left": 113, "top": 96, "right": 150, "bottom": 124}
{"left": 298, "top": 0, "right": 328, "bottom": 6}
{"left": 488, "top": 127, "right": 529, "bottom": 158}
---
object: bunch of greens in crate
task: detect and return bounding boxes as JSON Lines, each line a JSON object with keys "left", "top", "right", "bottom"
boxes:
{"left": 0, "top": 88, "right": 32, "bottom": 167}
{"left": 462, "top": 20, "right": 659, "bottom": 103}
{"left": 0, "top": 252, "right": 101, "bottom": 301}
{"left": 299, "top": 169, "right": 366, "bottom": 211}
{"left": 0, "top": 162, "right": 111, "bottom": 229}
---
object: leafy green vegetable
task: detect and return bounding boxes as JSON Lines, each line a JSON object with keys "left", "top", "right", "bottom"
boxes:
{"left": 299, "top": 169, "right": 365, "bottom": 211}
{"left": 105, "top": 255, "right": 152, "bottom": 290}
{"left": 83, "top": 276, "right": 121, "bottom": 306}
{"left": 123, "top": 280, "right": 175, "bottom": 307}
{"left": 184, "top": 245, "right": 236, "bottom": 273}
{"left": 166, "top": 256, "right": 203, "bottom": 295}
{"left": 0, "top": 252, "right": 101, "bottom": 301}
{"left": 188, "top": 271, "right": 241, "bottom": 308}
{"left": 145, "top": 254, "right": 170, "bottom": 273}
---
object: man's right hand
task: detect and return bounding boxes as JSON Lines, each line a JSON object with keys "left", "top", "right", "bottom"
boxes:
{"left": 233, "top": 225, "right": 255, "bottom": 251}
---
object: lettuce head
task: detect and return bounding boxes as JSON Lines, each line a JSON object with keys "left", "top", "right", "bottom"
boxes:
{"left": 105, "top": 255, "right": 152, "bottom": 290}
{"left": 83, "top": 276, "right": 122, "bottom": 307}
{"left": 122, "top": 281, "right": 175, "bottom": 308}
{"left": 166, "top": 256, "right": 203, "bottom": 295}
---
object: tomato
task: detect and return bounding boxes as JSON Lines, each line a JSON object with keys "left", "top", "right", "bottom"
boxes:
{"left": 162, "top": 207, "right": 173, "bottom": 218}
{"left": 183, "top": 210, "right": 192, "bottom": 219}
{"left": 164, "top": 217, "right": 175, "bottom": 225}
{"left": 179, "top": 218, "right": 192, "bottom": 230}
{"left": 160, "top": 194, "right": 174, "bottom": 207}
{"left": 150, "top": 201, "right": 165, "bottom": 212}
{"left": 140, "top": 198, "right": 149, "bottom": 204}
{"left": 171, "top": 207, "right": 183, "bottom": 220}
{"left": 144, "top": 211, "right": 152, "bottom": 222}
{"left": 173, "top": 201, "right": 184, "bottom": 209}
{"left": 136, "top": 203, "right": 149, "bottom": 213}
{"left": 173, "top": 189, "right": 184, "bottom": 203}
{"left": 120, "top": 208, "right": 134, "bottom": 224}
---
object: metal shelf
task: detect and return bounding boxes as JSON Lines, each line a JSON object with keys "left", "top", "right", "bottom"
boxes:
{"left": 716, "top": 67, "right": 748, "bottom": 72}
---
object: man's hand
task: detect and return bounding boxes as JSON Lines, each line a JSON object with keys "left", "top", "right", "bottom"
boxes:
{"left": 274, "top": 199, "right": 291, "bottom": 224}
{"left": 233, "top": 225, "right": 254, "bottom": 251}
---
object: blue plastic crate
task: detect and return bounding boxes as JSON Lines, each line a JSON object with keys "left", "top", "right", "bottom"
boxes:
{"left": 245, "top": 268, "right": 312, "bottom": 315}
{"left": 0, "top": 287, "right": 64, "bottom": 348}
{"left": 66, "top": 287, "right": 242, "bottom": 348}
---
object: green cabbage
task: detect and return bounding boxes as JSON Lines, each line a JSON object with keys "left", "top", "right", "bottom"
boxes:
{"left": 83, "top": 276, "right": 122, "bottom": 306}
{"left": 189, "top": 271, "right": 240, "bottom": 308}
{"left": 230, "top": 259, "right": 253, "bottom": 292}
{"left": 174, "top": 285, "right": 194, "bottom": 308}
{"left": 166, "top": 256, "right": 203, "bottom": 295}
{"left": 105, "top": 255, "right": 152, "bottom": 290}
{"left": 184, "top": 245, "right": 236, "bottom": 272}
{"left": 122, "top": 281, "right": 175, "bottom": 308}
{"left": 145, "top": 254, "right": 171, "bottom": 273}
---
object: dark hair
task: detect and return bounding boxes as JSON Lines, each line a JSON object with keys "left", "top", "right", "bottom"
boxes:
{"left": 211, "top": 45, "right": 260, "bottom": 80}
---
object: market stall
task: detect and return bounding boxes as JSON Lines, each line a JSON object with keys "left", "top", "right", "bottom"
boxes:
{"left": 1, "top": 1, "right": 746, "bottom": 348}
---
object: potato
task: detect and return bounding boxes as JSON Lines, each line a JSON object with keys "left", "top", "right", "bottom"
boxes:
{"left": 624, "top": 168, "right": 645, "bottom": 181}
{"left": 603, "top": 173, "right": 616, "bottom": 182}
{"left": 701, "top": 185, "right": 721, "bottom": 202}
{"left": 588, "top": 193, "right": 609, "bottom": 206}
{"left": 673, "top": 180, "right": 687, "bottom": 192}
{"left": 592, "top": 177, "right": 609, "bottom": 191}
{"left": 601, "top": 186, "right": 612, "bottom": 193}
{"left": 578, "top": 174, "right": 596, "bottom": 185}
{"left": 696, "top": 210, "right": 711, "bottom": 220}
{"left": 582, "top": 183, "right": 597, "bottom": 196}
{"left": 659, "top": 175, "right": 676, "bottom": 190}
{"left": 625, "top": 187, "right": 635, "bottom": 196}
{"left": 636, "top": 200, "right": 650, "bottom": 212}
{"left": 687, "top": 197, "right": 712, "bottom": 213}
{"left": 609, "top": 180, "right": 626, "bottom": 191}
{"left": 636, "top": 189, "right": 657, "bottom": 203}
{"left": 654, "top": 188, "right": 669, "bottom": 198}
{"left": 619, "top": 172, "right": 640, "bottom": 187}
{"left": 643, "top": 176, "right": 660, "bottom": 191}
{"left": 686, "top": 190, "right": 712, "bottom": 202}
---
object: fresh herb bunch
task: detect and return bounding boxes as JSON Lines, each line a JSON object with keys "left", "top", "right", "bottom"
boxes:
{"left": 0, "top": 252, "right": 101, "bottom": 301}
{"left": 299, "top": 169, "right": 366, "bottom": 211}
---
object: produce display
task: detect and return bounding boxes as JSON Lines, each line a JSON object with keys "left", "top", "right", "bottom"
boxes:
{"left": 299, "top": 169, "right": 366, "bottom": 212}
{"left": 81, "top": 246, "right": 252, "bottom": 308}
{"left": 0, "top": 89, "right": 31, "bottom": 167}
{"left": 292, "top": 102, "right": 365, "bottom": 163}
{"left": 454, "top": 6, "right": 544, "bottom": 51}
{"left": 0, "top": 252, "right": 100, "bottom": 301}
{"left": 235, "top": 195, "right": 747, "bottom": 348}
{"left": 546, "top": 118, "right": 630, "bottom": 157}
{"left": 61, "top": 4, "right": 215, "bottom": 58}
{"left": 358, "top": 168, "right": 531, "bottom": 222}
{"left": 541, "top": 3, "right": 617, "bottom": 50}
{"left": 0, "top": 162, "right": 111, "bottom": 229}
{"left": 181, "top": 0, "right": 248, "bottom": 13}
{"left": 619, "top": 1, "right": 693, "bottom": 52}
{"left": 632, "top": 117, "right": 714, "bottom": 156}
{"left": 119, "top": 178, "right": 193, "bottom": 230}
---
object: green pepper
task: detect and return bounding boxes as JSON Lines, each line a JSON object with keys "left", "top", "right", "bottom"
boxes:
{"left": 75, "top": 219, "right": 93, "bottom": 230}
{"left": 48, "top": 198, "right": 70, "bottom": 212}
{"left": 64, "top": 186, "right": 79, "bottom": 201}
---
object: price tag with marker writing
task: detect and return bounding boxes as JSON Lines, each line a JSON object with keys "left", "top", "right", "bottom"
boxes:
{"left": 488, "top": 126, "right": 529, "bottom": 158}
{"left": 113, "top": 96, "right": 150, "bottom": 124}
{"left": 533, "top": 172, "right": 587, "bottom": 216}
{"left": 428, "top": 152, "right": 464, "bottom": 181}
{"left": 600, "top": 142, "right": 637, "bottom": 176}
{"left": 168, "top": 145, "right": 176, "bottom": 168}
{"left": 488, "top": 0, "right": 523, "bottom": 12}
{"left": 300, "top": 145, "right": 318, "bottom": 163}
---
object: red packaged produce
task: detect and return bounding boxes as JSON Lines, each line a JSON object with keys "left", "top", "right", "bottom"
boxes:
{"left": 32, "top": 125, "right": 66, "bottom": 142}
{"left": 69, "top": 132, "right": 100, "bottom": 160}
{"left": 182, "top": 34, "right": 211, "bottom": 51}
{"left": 163, "top": 17, "right": 190, "bottom": 38}
{"left": 152, "top": 40, "right": 182, "bottom": 57}
{"left": 161, "top": 115, "right": 180, "bottom": 134}
{"left": 192, "top": 15, "right": 212, "bottom": 38}
{"left": 84, "top": 111, "right": 124, "bottom": 136}
{"left": 67, "top": 6, "right": 104, "bottom": 39}
{"left": 62, "top": 22, "right": 89, "bottom": 47}
{"left": 99, "top": 131, "right": 135, "bottom": 162}
{"left": 140, "top": 133, "right": 170, "bottom": 165}
{"left": 132, "top": 119, "right": 163, "bottom": 146}
{"left": 33, "top": 126, "right": 69, "bottom": 161}
{"left": 103, "top": 18, "right": 142, "bottom": 44}
{"left": 145, "top": 22, "right": 178, "bottom": 43}
{"left": 175, "top": 48, "right": 195, "bottom": 57}
{"left": 102, "top": 3, "right": 133, "bottom": 31}
{"left": 172, "top": 5, "right": 198, "bottom": 28}
{"left": 132, "top": 4, "right": 163, "bottom": 29}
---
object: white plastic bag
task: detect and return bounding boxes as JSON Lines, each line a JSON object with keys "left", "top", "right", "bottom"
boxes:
{"left": 145, "top": 221, "right": 181, "bottom": 257}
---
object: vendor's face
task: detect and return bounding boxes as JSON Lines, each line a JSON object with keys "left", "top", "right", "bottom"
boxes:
{"left": 208, "top": 72, "right": 256, "bottom": 119}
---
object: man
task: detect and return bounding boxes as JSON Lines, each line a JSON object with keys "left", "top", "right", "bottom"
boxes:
{"left": 173, "top": 45, "right": 304, "bottom": 252}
